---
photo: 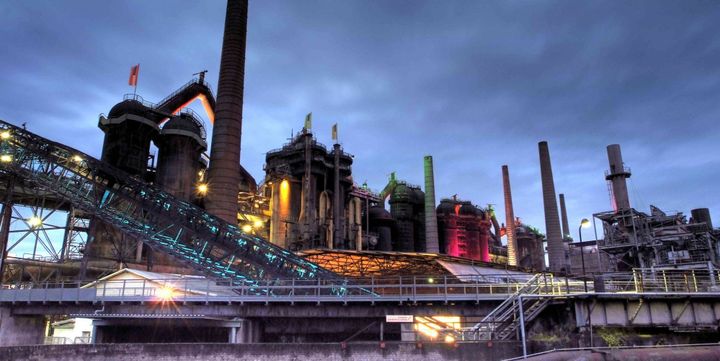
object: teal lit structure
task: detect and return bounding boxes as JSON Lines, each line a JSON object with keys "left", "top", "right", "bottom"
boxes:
{"left": 0, "top": 119, "right": 338, "bottom": 285}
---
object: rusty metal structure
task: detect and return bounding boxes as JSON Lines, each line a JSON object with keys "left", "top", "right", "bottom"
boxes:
{"left": 263, "top": 128, "right": 361, "bottom": 251}
{"left": 436, "top": 197, "right": 493, "bottom": 262}
{"left": 595, "top": 144, "right": 720, "bottom": 271}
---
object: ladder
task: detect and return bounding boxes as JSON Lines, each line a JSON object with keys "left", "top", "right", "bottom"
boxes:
{"left": 0, "top": 119, "right": 339, "bottom": 286}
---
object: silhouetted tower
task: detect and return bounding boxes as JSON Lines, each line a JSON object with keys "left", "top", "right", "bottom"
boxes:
{"left": 502, "top": 165, "right": 517, "bottom": 266}
{"left": 206, "top": 0, "right": 248, "bottom": 223}
{"left": 538, "top": 141, "right": 565, "bottom": 273}
{"left": 559, "top": 193, "right": 570, "bottom": 239}
{"left": 605, "top": 144, "right": 631, "bottom": 211}
{"left": 424, "top": 156, "right": 440, "bottom": 253}
{"left": 156, "top": 113, "right": 207, "bottom": 201}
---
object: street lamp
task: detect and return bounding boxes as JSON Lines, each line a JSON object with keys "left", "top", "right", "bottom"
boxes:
{"left": 578, "top": 218, "right": 591, "bottom": 292}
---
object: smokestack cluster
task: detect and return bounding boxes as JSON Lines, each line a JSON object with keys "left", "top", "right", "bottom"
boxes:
{"left": 559, "top": 193, "right": 570, "bottom": 239}
{"left": 206, "top": 0, "right": 249, "bottom": 223}
{"left": 538, "top": 141, "right": 565, "bottom": 273}
{"left": 606, "top": 144, "right": 631, "bottom": 211}
{"left": 424, "top": 155, "right": 440, "bottom": 253}
{"left": 502, "top": 165, "right": 517, "bottom": 266}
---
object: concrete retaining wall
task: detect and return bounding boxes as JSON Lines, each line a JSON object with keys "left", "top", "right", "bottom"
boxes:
{"left": 0, "top": 308, "right": 44, "bottom": 347}
{"left": 0, "top": 342, "right": 522, "bottom": 361}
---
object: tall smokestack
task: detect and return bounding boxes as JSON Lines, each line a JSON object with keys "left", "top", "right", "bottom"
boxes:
{"left": 559, "top": 193, "right": 570, "bottom": 239}
{"left": 206, "top": 0, "right": 248, "bottom": 223}
{"left": 606, "top": 144, "right": 631, "bottom": 211}
{"left": 502, "top": 165, "right": 517, "bottom": 266}
{"left": 424, "top": 156, "right": 439, "bottom": 253}
{"left": 538, "top": 141, "right": 565, "bottom": 273}
{"left": 332, "top": 143, "right": 344, "bottom": 249}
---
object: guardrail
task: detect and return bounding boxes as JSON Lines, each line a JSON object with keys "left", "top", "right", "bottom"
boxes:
{"left": 2, "top": 269, "right": 716, "bottom": 305}
{"left": 0, "top": 273, "right": 589, "bottom": 304}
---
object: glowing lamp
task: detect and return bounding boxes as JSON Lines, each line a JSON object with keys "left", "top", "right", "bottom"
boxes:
{"left": 0, "top": 155, "right": 12, "bottom": 162}
{"left": 444, "top": 335, "right": 455, "bottom": 343}
{"left": 427, "top": 278, "right": 434, "bottom": 284}
{"left": 242, "top": 224, "right": 252, "bottom": 233}
{"left": 197, "top": 183, "right": 209, "bottom": 195}
{"left": 72, "top": 155, "right": 83, "bottom": 163}
{"left": 253, "top": 220, "right": 264, "bottom": 228}
{"left": 580, "top": 218, "right": 591, "bottom": 229}
{"left": 0, "top": 131, "right": 10, "bottom": 140}
{"left": 27, "top": 216, "right": 42, "bottom": 228}
{"left": 156, "top": 286, "right": 175, "bottom": 301}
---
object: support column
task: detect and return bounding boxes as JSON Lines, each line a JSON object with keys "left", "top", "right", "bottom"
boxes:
{"left": 0, "top": 307, "right": 45, "bottom": 346}
{"left": 0, "top": 177, "right": 13, "bottom": 280}
{"left": 229, "top": 326, "right": 238, "bottom": 343}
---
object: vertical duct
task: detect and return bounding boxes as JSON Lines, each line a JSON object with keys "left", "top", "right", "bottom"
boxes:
{"left": 206, "top": 0, "right": 248, "bottom": 223}
{"left": 559, "top": 193, "right": 570, "bottom": 239}
{"left": 605, "top": 144, "right": 631, "bottom": 211}
{"left": 501, "top": 165, "right": 517, "bottom": 266}
{"left": 691, "top": 208, "right": 713, "bottom": 230}
{"left": 538, "top": 141, "right": 565, "bottom": 273}
{"left": 424, "top": 155, "right": 440, "bottom": 253}
{"left": 332, "top": 143, "right": 343, "bottom": 249}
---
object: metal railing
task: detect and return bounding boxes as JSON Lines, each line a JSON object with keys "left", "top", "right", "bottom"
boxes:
{"left": 122, "top": 93, "right": 157, "bottom": 108}
{"left": 155, "top": 77, "right": 215, "bottom": 110}
{"left": 0, "top": 273, "right": 598, "bottom": 305}
{"left": 0, "top": 274, "right": 536, "bottom": 303}
{"left": 1, "top": 269, "right": 717, "bottom": 306}
{"left": 602, "top": 268, "right": 719, "bottom": 293}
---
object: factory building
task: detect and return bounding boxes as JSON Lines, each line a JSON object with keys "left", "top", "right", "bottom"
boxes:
{"left": 388, "top": 182, "right": 426, "bottom": 252}
{"left": 263, "top": 127, "right": 359, "bottom": 251}
{"left": 593, "top": 144, "right": 720, "bottom": 272}
{"left": 84, "top": 77, "right": 225, "bottom": 275}
{"left": 436, "top": 197, "right": 493, "bottom": 262}
{"left": 513, "top": 218, "right": 546, "bottom": 272}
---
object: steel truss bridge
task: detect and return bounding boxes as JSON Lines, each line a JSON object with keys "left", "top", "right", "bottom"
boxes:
{"left": 0, "top": 119, "right": 337, "bottom": 286}
{"left": 2, "top": 268, "right": 719, "bottom": 342}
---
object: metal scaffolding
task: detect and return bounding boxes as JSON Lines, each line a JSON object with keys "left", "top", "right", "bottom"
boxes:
{"left": 0, "top": 119, "right": 338, "bottom": 285}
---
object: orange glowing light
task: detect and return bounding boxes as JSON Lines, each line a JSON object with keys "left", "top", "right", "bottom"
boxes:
{"left": 169, "top": 94, "right": 216, "bottom": 124}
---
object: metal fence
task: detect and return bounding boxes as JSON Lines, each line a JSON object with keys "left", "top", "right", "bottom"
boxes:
{"left": 1, "top": 269, "right": 716, "bottom": 304}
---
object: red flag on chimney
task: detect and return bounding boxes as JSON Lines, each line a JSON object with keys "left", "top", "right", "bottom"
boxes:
{"left": 128, "top": 64, "right": 140, "bottom": 86}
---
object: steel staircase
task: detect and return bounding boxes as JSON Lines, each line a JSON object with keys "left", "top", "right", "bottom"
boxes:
{"left": 0, "top": 119, "right": 339, "bottom": 286}
{"left": 467, "top": 273, "right": 553, "bottom": 340}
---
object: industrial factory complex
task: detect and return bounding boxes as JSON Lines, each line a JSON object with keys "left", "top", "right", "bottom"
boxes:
{"left": 1, "top": 1, "right": 719, "bottom": 360}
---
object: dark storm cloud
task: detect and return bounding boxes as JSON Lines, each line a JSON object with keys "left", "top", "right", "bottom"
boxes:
{"left": 1, "top": 0, "right": 719, "bottom": 238}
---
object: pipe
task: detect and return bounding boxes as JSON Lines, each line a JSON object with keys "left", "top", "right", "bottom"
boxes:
{"left": 539, "top": 141, "right": 565, "bottom": 273}
{"left": 559, "top": 193, "right": 570, "bottom": 239}
{"left": 333, "top": 144, "right": 343, "bottom": 249}
{"left": 424, "top": 156, "right": 440, "bottom": 253}
{"left": 605, "top": 144, "right": 631, "bottom": 211}
{"left": 0, "top": 178, "right": 13, "bottom": 278}
{"left": 502, "top": 165, "right": 517, "bottom": 266}
{"left": 206, "top": 0, "right": 249, "bottom": 223}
